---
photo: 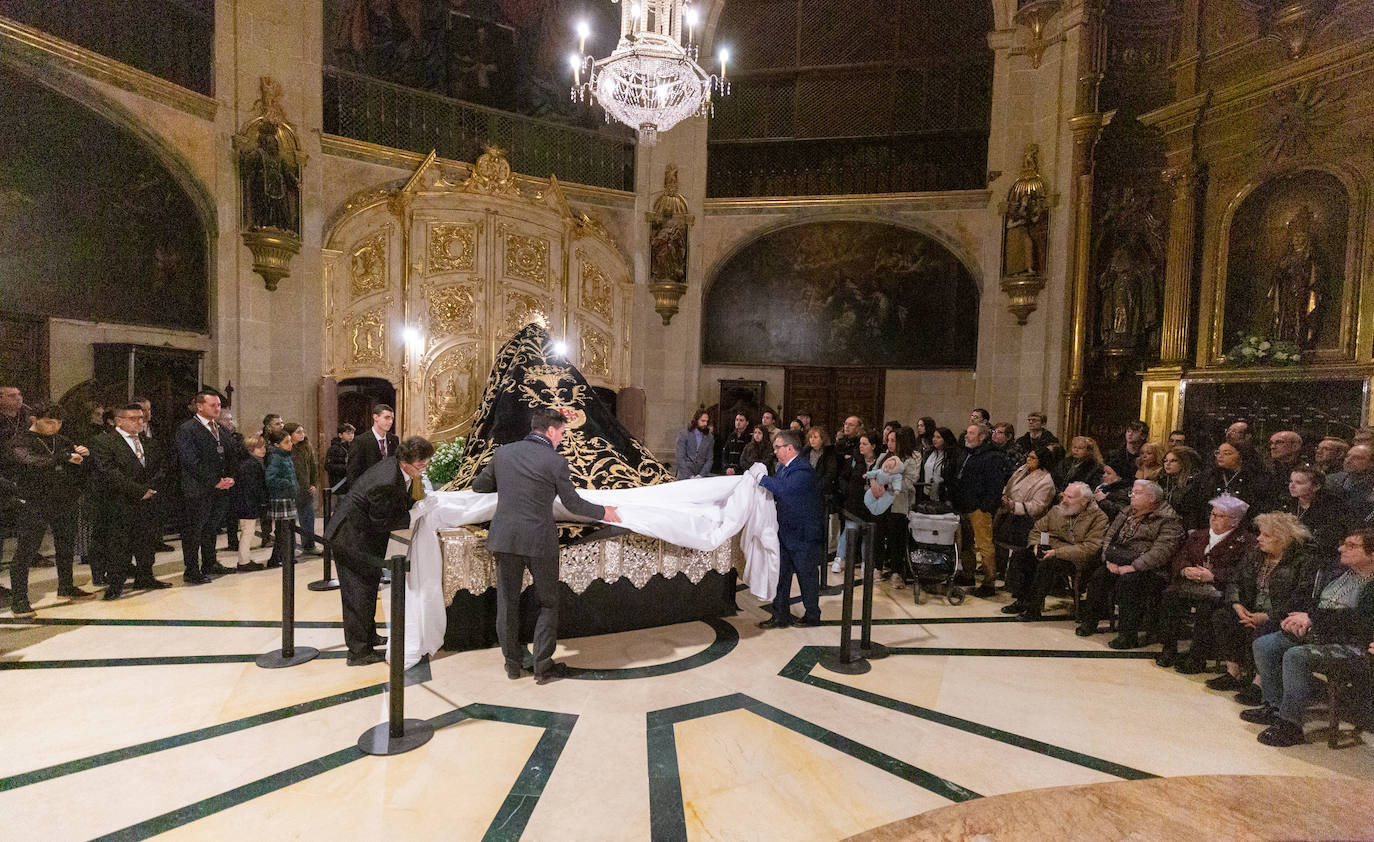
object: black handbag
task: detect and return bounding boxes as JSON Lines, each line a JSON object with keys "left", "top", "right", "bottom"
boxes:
{"left": 993, "top": 511, "right": 1035, "bottom": 546}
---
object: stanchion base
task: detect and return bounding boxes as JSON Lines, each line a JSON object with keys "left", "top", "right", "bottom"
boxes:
{"left": 859, "top": 641, "right": 890, "bottom": 660}
{"left": 255, "top": 647, "right": 320, "bottom": 669}
{"left": 357, "top": 719, "right": 434, "bottom": 755}
{"left": 818, "top": 584, "right": 844, "bottom": 597}
{"left": 307, "top": 579, "right": 340, "bottom": 591}
{"left": 817, "top": 643, "right": 871, "bottom": 675}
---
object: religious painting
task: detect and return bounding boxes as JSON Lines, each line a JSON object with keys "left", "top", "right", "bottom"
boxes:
{"left": 702, "top": 222, "right": 979, "bottom": 369}
{"left": 1223, "top": 170, "right": 1348, "bottom": 353}
{"left": 0, "top": 66, "right": 208, "bottom": 332}
{"left": 325, "top": 0, "right": 621, "bottom": 124}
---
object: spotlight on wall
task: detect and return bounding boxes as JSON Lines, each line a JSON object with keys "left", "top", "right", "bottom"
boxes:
{"left": 402, "top": 326, "right": 423, "bottom": 348}
{"left": 552, "top": 340, "right": 569, "bottom": 357}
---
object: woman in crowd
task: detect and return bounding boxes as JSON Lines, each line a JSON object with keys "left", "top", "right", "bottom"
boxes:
{"left": 1280, "top": 466, "right": 1347, "bottom": 560}
{"left": 738, "top": 425, "right": 775, "bottom": 475}
{"left": 1160, "top": 446, "right": 1201, "bottom": 515}
{"left": 802, "top": 425, "right": 840, "bottom": 516}
{"left": 922, "top": 426, "right": 961, "bottom": 505}
{"left": 1092, "top": 460, "right": 1133, "bottom": 522}
{"left": 1188, "top": 441, "right": 1272, "bottom": 529}
{"left": 1206, "top": 511, "right": 1314, "bottom": 704}
{"left": 832, "top": 432, "right": 880, "bottom": 575}
{"left": 914, "top": 417, "right": 936, "bottom": 460}
{"left": 873, "top": 426, "right": 922, "bottom": 584}
{"left": 1135, "top": 442, "right": 1164, "bottom": 483}
{"left": 263, "top": 428, "right": 299, "bottom": 570}
{"left": 1155, "top": 494, "right": 1255, "bottom": 672}
{"left": 1052, "top": 436, "right": 1103, "bottom": 491}
{"left": 284, "top": 422, "right": 320, "bottom": 556}
{"left": 995, "top": 446, "right": 1056, "bottom": 577}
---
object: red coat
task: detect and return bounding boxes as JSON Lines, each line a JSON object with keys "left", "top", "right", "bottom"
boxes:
{"left": 1168, "top": 527, "right": 1255, "bottom": 587}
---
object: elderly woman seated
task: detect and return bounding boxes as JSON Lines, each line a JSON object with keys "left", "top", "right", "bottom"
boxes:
{"left": 1203, "top": 511, "right": 1315, "bottom": 703}
{"left": 1154, "top": 494, "right": 1257, "bottom": 671}
{"left": 1243, "top": 528, "right": 1374, "bottom": 746}
{"left": 1077, "top": 479, "right": 1186, "bottom": 649}
{"left": 1002, "top": 481, "right": 1108, "bottom": 619}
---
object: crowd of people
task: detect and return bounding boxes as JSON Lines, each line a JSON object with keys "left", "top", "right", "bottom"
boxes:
{"left": 682, "top": 404, "right": 1374, "bottom": 747}
{"left": 0, "top": 386, "right": 402, "bottom": 629}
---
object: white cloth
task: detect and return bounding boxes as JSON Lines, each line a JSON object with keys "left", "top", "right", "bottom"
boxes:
{"left": 399, "top": 473, "right": 780, "bottom": 667}
{"left": 1205, "top": 528, "right": 1232, "bottom": 553}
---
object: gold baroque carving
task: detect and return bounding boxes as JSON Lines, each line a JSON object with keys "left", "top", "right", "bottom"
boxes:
{"left": 460, "top": 146, "right": 522, "bottom": 197}
{"left": 579, "top": 323, "right": 611, "bottom": 378}
{"left": 503, "top": 293, "right": 550, "bottom": 337}
{"left": 579, "top": 254, "right": 613, "bottom": 320}
{"left": 427, "top": 283, "right": 477, "bottom": 336}
{"left": 344, "top": 305, "right": 390, "bottom": 369}
{"left": 425, "top": 343, "right": 482, "bottom": 436}
{"left": 350, "top": 230, "right": 389, "bottom": 298}
{"left": 504, "top": 232, "right": 550, "bottom": 285}
{"left": 428, "top": 223, "right": 477, "bottom": 272}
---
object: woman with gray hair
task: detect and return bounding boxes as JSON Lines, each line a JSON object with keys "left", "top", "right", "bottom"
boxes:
{"left": 1154, "top": 494, "right": 1257, "bottom": 671}
{"left": 1077, "top": 479, "right": 1186, "bottom": 648}
{"left": 1204, "top": 511, "right": 1315, "bottom": 703}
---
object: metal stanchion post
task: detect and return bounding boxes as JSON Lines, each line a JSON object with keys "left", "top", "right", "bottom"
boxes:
{"left": 358, "top": 553, "right": 434, "bottom": 755}
{"left": 818, "top": 519, "right": 870, "bottom": 674}
{"left": 857, "top": 520, "right": 889, "bottom": 660}
{"left": 257, "top": 523, "right": 320, "bottom": 668}
{"left": 818, "top": 514, "right": 843, "bottom": 597}
{"left": 308, "top": 482, "right": 341, "bottom": 592}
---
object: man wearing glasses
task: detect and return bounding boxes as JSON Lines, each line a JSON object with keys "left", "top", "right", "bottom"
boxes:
{"left": 756, "top": 429, "right": 825, "bottom": 629}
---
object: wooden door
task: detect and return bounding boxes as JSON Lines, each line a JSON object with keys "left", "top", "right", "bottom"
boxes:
{"left": 784, "top": 367, "right": 883, "bottom": 437}
{"left": 0, "top": 313, "right": 48, "bottom": 402}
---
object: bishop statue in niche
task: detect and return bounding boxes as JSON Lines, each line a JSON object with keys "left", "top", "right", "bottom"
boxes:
{"left": 649, "top": 164, "right": 690, "bottom": 287}
{"left": 1002, "top": 144, "right": 1048, "bottom": 278}
{"left": 1266, "top": 204, "right": 1330, "bottom": 350}
{"left": 234, "top": 79, "right": 303, "bottom": 237}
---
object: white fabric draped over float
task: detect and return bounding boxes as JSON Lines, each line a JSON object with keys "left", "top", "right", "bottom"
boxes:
{"left": 399, "top": 474, "right": 781, "bottom": 667}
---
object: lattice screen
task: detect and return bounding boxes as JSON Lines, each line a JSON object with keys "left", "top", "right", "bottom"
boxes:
{"left": 711, "top": 0, "right": 993, "bottom": 140}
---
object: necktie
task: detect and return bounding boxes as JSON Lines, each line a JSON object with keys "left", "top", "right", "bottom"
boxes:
{"left": 380, "top": 437, "right": 387, "bottom": 457}
{"left": 208, "top": 421, "right": 219, "bottom": 441}
{"left": 410, "top": 475, "right": 425, "bottom": 502}
{"left": 132, "top": 435, "right": 145, "bottom": 466}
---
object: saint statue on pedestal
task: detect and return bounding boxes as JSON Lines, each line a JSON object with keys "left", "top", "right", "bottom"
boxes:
{"left": 1002, "top": 144, "right": 1048, "bottom": 278}
{"left": 1265, "top": 204, "right": 1329, "bottom": 349}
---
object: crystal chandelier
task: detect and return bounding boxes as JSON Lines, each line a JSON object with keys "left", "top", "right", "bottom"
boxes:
{"left": 570, "top": 0, "right": 729, "bottom": 146}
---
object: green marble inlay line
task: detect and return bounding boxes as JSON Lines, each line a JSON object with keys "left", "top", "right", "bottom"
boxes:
{"left": 0, "top": 651, "right": 353, "bottom": 670}
{"left": 0, "top": 617, "right": 349, "bottom": 628}
{"left": 566, "top": 618, "right": 739, "bottom": 681}
{"left": 84, "top": 700, "right": 576, "bottom": 841}
{"left": 817, "top": 615, "right": 1029, "bottom": 626}
{"left": 0, "top": 659, "right": 431, "bottom": 792}
{"left": 781, "top": 646, "right": 1157, "bottom": 780}
{"left": 646, "top": 692, "right": 979, "bottom": 841}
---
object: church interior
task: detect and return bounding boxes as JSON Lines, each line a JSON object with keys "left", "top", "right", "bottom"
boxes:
{"left": 2, "top": 0, "right": 1374, "bottom": 839}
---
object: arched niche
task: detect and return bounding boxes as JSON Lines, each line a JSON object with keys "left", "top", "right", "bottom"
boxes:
{"left": 702, "top": 220, "right": 980, "bottom": 368}
{"left": 321, "top": 149, "right": 633, "bottom": 441}
{"left": 1218, "top": 167, "right": 1360, "bottom": 361}
{"left": 0, "top": 63, "right": 210, "bottom": 332}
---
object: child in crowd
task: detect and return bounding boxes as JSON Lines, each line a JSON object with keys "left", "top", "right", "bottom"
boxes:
{"left": 263, "top": 428, "right": 299, "bottom": 569}
{"left": 230, "top": 435, "right": 268, "bottom": 572}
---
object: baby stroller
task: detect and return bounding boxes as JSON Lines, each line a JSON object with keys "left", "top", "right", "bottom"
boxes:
{"left": 907, "top": 508, "right": 965, "bottom": 605}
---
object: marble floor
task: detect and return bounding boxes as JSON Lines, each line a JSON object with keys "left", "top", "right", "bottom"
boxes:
{"left": 2, "top": 536, "right": 1371, "bottom": 841}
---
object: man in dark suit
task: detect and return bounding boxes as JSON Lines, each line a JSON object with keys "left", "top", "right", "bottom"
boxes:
{"left": 758, "top": 429, "right": 825, "bottom": 628}
{"left": 92, "top": 404, "right": 171, "bottom": 599}
{"left": 345, "top": 403, "right": 399, "bottom": 490}
{"left": 325, "top": 435, "right": 434, "bottom": 666}
{"left": 174, "top": 392, "right": 238, "bottom": 583}
{"left": 473, "top": 409, "right": 621, "bottom": 683}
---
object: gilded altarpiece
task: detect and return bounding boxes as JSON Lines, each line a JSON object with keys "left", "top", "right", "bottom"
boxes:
{"left": 323, "top": 149, "right": 633, "bottom": 441}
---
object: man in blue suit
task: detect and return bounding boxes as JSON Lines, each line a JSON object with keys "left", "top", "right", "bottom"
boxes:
{"left": 758, "top": 429, "right": 824, "bottom": 628}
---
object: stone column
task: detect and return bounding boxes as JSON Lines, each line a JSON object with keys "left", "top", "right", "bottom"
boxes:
{"left": 1158, "top": 164, "right": 1198, "bottom": 365}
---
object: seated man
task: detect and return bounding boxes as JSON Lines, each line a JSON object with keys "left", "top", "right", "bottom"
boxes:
{"left": 1244, "top": 528, "right": 1374, "bottom": 746}
{"left": 1155, "top": 494, "right": 1255, "bottom": 671}
{"left": 1002, "top": 481, "right": 1108, "bottom": 620}
{"left": 1077, "top": 480, "right": 1185, "bottom": 649}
